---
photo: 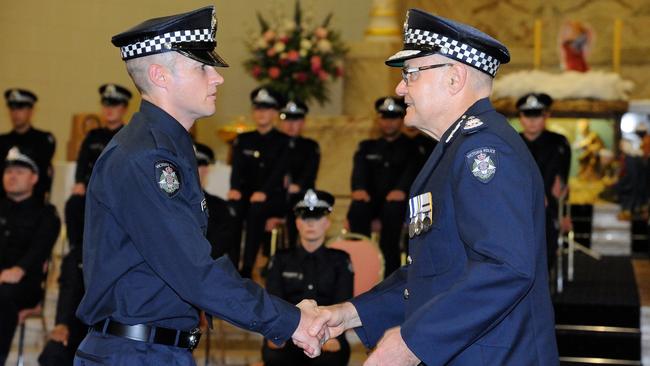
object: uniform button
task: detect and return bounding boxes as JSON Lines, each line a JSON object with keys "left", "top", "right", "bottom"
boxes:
{"left": 403, "top": 288, "right": 409, "bottom": 300}
{"left": 307, "top": 284, "right": 314, "bottom": 290}
{"left": 407, "top": 256, "right": 413, "bottom": 265}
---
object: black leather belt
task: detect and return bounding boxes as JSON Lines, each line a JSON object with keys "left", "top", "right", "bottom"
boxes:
{"left": 91, "top": 319, "right": 201, "bottom": 350}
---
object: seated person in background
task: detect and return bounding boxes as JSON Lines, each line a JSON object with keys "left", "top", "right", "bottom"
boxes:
{"left": 37, "top": 199, "right": 87, "bottom": 366}
{"left": 403, "top": 125, "right": 437, "bottom": 173}
{"left": 263, "top": 189, "right": 353, "bottom": 366}
{"left": 279, "top": 99, "right": 321, "bottom": 248}
{"left": 0, "top": 89, "right": 56, "bottom": 202}
{"left": 347, "top": 96, "right": 418, "bottom": 276}
{"left": 228, "top": 86, "right": 289, "bottom": 277}
{"left": 195, "top": 142, "right": 238, "bottom": 262}
{"left": 72, "top": 83, "right": 133, "bottom": 195}
{"left": 0, "top": 147, "right": 61, "bottom": 364}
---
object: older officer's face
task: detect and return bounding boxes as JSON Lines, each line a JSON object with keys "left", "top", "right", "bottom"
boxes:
{"left": 396, "top": 54, "right": 452, "bottom": 139}
{"left": 169, "top": 55, "right": 224, "bottom": 122}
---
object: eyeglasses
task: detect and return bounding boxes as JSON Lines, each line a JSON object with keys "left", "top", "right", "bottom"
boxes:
{"left": 401, "top": 63, "right": 453, "bottom": 85}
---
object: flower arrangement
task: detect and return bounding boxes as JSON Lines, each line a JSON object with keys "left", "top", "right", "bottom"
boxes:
{"left": 244, "top": 1, "right": 347, "bottom": 105}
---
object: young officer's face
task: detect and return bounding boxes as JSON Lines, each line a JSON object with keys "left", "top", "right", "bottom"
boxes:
{"left": 3, "top": 166, "right": 38, "bottom": 197}
{"left": 296, "top": 215, "right": 330, "bottom": 243}
{"left": 101, "top": 103, "right": 128, "bottom": 124}
{"left": 9, "top": 106, "right": 33, "bottom": 130}
{"left": 519, "top": 112, "right": 548, "bottom": 137}
{"left": 169, "top": 56, "right": 224, "bottom": 121}
{"left": 252, "top": 107, "right": 278, "bottom": 128}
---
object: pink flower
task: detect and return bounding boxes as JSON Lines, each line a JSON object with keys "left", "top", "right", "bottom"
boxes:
{"left": 268, "top": 67, "right": 281, "bottom": 79}
{"left": 314, "top": 27, "right": 328, "bottom": 39}
{"left": 263, "top": 30, "right": 276, "bottom": 42}
{"left": 318, "top": 70, "right": 329, "bottom": 81}
{"left": 251, "top": 65, "right": 262, "bottom": 78}
{"left": 294, "top": 72, "right": 308, "bottom": 83}
{"left": 266, "top": 48, "right": 277, "bottom": 57}
{"left": 287, "top": 50, "right": 300, "bottom": 62}
{"left": 310, "top": 55, "right": 322, "bottom": 73}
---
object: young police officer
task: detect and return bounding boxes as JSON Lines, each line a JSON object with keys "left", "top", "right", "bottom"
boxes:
{"left": 263, "top": 189, "right": 353, "bottom": 366}
{"left": 74, "top": 6, "right": 323, "bottom": 365}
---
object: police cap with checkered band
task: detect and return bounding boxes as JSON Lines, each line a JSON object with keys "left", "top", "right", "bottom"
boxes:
{"left": 111, "top": 5, "right": 228, "bottom": 67}
{"left": 386, "top": 8, "right": 510, "bottom": 77}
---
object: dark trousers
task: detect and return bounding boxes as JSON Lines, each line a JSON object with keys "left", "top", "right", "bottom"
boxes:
{"left": 0, "top": 278, "right": 42, "bottom": 364}
{"left": 546, "top": 210, "right": 559, "bottom": 272}
{"left": 74, "top": 331, "right": 195, "bottom": 366}
{"left": 347, "top": 199, "right": 407, "bottom": 277}
{"left": 230, "top": 194, "right": 287, "bottom": 278}
{"left": 262, "top": 336, "right": 350, "bottom": 366}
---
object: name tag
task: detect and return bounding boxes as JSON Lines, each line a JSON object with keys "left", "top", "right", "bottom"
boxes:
{"left": 282, "top": 272, "right": 303, "bottom": 280}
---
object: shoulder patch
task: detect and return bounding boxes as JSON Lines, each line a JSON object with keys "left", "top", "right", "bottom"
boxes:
{"left": 465, "top": 147, "right": 498, "bottom": 183}
{"left": 155, "top": 160, "right": 181, "bottom": 196}
{"left": 461, "top": 116, "right": 486, "bottom": 135}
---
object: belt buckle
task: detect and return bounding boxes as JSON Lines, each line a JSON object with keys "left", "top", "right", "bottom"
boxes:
{"left": 187, "top": 328, "right": 201, "bottom": 350}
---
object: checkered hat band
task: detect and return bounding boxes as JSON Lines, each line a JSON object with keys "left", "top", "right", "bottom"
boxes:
{"left": 404, "top": 28, "right": 500, "bottom": 76}
{"left": 120, "top": 29, "right": 213, "bottom": 59}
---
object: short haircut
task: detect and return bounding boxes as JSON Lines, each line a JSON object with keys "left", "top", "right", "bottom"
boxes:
{"left": 125, "top": 52, "right": 178, "bottom": 95}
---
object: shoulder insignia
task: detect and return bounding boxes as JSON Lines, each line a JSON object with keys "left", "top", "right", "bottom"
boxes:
{"left": 155, "top": 161, "right": 181, "bottom": 196}
{"left": 461, "top": 116, "right": 485, "bottom": 135}
{"left": 465, "top": 147, "right": 497, "bottom": 183}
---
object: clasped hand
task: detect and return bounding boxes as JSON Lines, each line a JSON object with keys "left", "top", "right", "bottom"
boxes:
{"left": 294, "top": 300, "right": 420, "bottom": 366}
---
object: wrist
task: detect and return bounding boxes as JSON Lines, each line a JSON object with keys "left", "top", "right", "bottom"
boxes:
{"left": 342, "top": 302, "right": 362, "bottom": 329}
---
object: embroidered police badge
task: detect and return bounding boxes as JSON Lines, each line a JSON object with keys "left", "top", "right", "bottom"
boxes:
{"left": 155, "top": 161, "right": 181, "bottom": 196}
{"left": 465, "top": 147, "right": 497, "bottom": 183}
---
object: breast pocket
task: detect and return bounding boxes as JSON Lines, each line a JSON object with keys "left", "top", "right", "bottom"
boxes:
{"left": 412, "top": 234, "right": 451, "bottom": 277}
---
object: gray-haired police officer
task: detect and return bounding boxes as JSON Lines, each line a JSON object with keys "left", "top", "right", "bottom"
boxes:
{"left": 0, "top": 89, "right": 56, "bottom": 202}
{"left": 73, "top": 6, "right": 323, "bottom": 365}
{"left": 311, "top": 8, "right": 558, "bottom": 366}
{"left": 347, "top": 96, "right": 418, "bottom": 276}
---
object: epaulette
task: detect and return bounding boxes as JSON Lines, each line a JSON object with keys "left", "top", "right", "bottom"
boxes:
{"left": 460, "top": 116, "right": 487, "bottom": 135}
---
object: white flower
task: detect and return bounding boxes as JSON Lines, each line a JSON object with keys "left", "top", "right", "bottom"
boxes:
{"left": 317, "top": 39, "right": 332, "bottom": 53}
{"left": 299, "top": 49, "right": 308, "bottom": 57}
{"left": 300, "top": 39, "right": 312, "bottom": 50}
{"left": 274, "top": 42, "right": 286, "bottom": 53}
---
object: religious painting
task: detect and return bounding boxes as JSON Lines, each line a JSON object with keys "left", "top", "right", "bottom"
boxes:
{"left": 558, "top": 20, "right": 594, "bottom": 72}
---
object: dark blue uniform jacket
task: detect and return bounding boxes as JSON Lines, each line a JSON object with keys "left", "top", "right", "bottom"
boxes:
{"left": 350, "top": 99, "right": 559, "bottom": 365}
{"left": 76, "top": 101, "right": 299, "bottom": 344}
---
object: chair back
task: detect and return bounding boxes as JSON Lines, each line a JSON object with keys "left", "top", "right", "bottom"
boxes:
{"left": 327, "top": 232, "right": 384, "bottom": 297}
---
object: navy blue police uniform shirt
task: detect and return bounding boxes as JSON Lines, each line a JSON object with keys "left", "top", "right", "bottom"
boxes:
{"left": 351, "top": 134, "right": 419, "bottom": 198}
{"left": 230, "top": 129, "right": 289, "bottom": 196}
{"left": 76, "top": 101, "right": 299, "bottom": 343}
{"left": 350, "top": 98, "right": 559, "bottom": 365}
{"left": 75, "top": 126, "right": 123, "bottom": 186}
{"left": 287, "top": 136, "right": 320, "bottom": 190}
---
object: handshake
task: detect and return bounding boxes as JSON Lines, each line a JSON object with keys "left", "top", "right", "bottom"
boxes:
{"left": 290, "top": 300, "right": 420, "bottom": 366}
